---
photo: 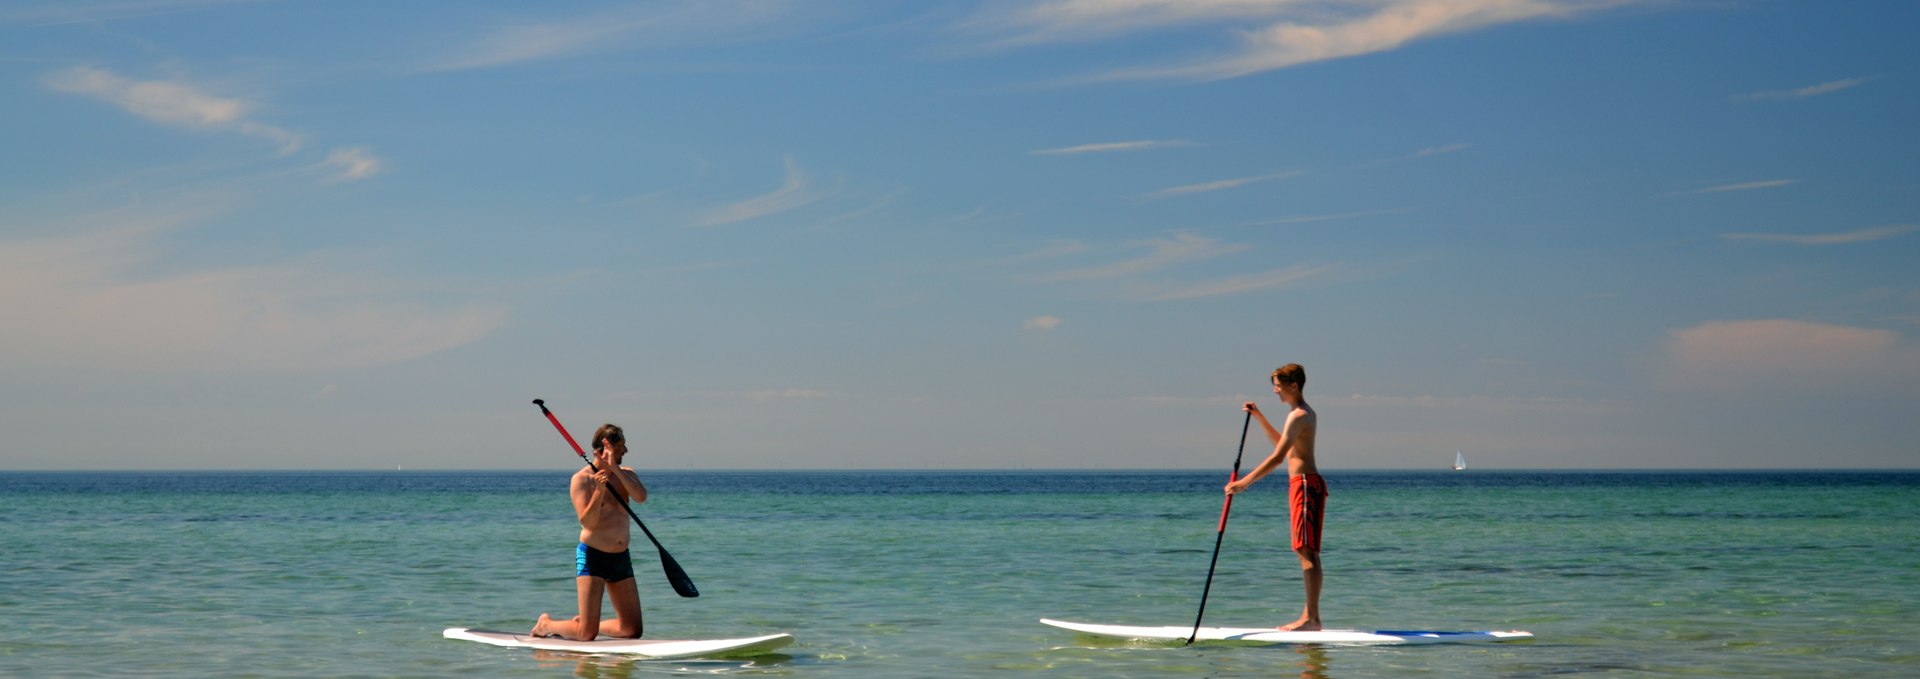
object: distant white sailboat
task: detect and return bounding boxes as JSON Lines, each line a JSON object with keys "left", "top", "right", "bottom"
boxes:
{"left": 1452, "top": 450, "right": 1467, "bottom": 471}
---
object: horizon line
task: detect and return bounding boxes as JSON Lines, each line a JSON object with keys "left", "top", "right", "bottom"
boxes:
{"left": 4, "top": 467, "right": 1915, "bottom": 473}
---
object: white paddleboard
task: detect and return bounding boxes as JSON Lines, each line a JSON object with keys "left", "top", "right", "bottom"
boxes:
{"left": 443, "top": 628, "right": 794, "bottom": 659}
{"left": 1041, "top": 619, "right": 1532, "bottom": 646}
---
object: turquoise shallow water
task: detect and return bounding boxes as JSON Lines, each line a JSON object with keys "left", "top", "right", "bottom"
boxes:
{"left": 2, "top": 470, "right": 1916, "bottom": 677}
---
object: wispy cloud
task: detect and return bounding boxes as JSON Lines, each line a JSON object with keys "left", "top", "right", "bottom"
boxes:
{"left": 1359, "top": 143, "right": 1470, "bottom": 167}
{"left": 1661, "top": 319, "right": 1920, "bottom": 393}
{"left": 425, "top": 0, "right": 810, "bottom": 71}
{"left": 1031, "top": 139, "right": 1192, "bottom": 155}
{"left": 0, "top": 0, "right": 259, "bottom": 27}
{"left": 1721, "top": 224, "right": 1920, "bottom": 246}
{"left": 612, "top": 387, "right": 831, "bottom": 403}
{"left": 1144, "top": 171, "right": 1299, "bottom": 199}
{"left": 701, "top": 156, "right": 836, "bottom": 226}
{"left": 1242, "top": 208, "right": 1411, "bottom": 227}
{"left": 1024, "top": 315, "right": 1063, "bottom": 331}
{"left": 0, "top": 203, "right": 506, "bottom": 373}
{"left": 45, "top": 66, "right": 303, "bottom": 154}
{"left": 1145, "top": 263, "right": 1333, "bottom": 301}
{"left": 1339, "top": 392, "right": 1620, "bottom": 413}
{"left": 322, "top": 146, "right": 383, "bottom": 182}
{"left": 977, "top": 0, "right": 1630, "bottom": 82}
{"left": 1019, "top": 239, "right": 1088, "bottom": 260}
{"left": 1031, "top": 232, "right": 1244, "bottom": 282}
{"left": 820, "top": 188, "right": 906, "bottom": 226}
{"left": 986, "top": 239, "right": 1088, "bottom": 268}
{"left": 742, "top": 387, "right": 829, "bottom": 400}
{"left": 1662, "top": 179, "right": 1796, "bottom": 197}
{"left": 1735, "top": 76, "right": 1875, "bottom": 102}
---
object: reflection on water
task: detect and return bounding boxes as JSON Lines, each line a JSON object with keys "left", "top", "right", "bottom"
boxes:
{"left": 1292, "top": 645, "right": 1330, "bottom": 679}
{"left": 529, "top": 649, "right": 796, "bottom": 677}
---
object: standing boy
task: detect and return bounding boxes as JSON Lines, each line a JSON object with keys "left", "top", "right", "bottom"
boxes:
{"left": 533, "top": 424, "right": 649, "bottom": 640}
{"left": 1224, "top": 364, "right": 1325, "bottom": 631}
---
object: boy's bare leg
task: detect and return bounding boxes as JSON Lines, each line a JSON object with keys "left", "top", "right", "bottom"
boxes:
{"left": 1279, "top": 548, "right": 1323, "bottom": 631}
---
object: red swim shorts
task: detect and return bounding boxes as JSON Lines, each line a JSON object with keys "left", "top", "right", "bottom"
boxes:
{"left": 1289, "top": 473, "right": 1327, "bottom": 552}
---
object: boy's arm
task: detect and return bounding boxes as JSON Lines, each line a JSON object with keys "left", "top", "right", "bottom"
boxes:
{"left": 1245, "top": 402, "right": 1283, "bottom": 445}
{"left": 1226, "top": 410, "right": 1299, "bottom": 495}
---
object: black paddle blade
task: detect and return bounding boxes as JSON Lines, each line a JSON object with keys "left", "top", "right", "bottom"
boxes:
{"left": 660, "top": 550, "right": 699, "bottom": 598}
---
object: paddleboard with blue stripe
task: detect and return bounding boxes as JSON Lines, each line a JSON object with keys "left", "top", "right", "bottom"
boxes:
{"left": 1041, "top": 618, "right": 1532, "bottom": 646}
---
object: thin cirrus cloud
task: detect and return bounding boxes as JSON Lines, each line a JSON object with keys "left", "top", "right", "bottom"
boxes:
{"left": 1720, "top": 224, "right": 1920, "bottom": 246}
{"left": 1660, "top": 319, "right": 1919, "bottom": 394}
{"left": 1024, "top": 315, "right": 1063, "bottom": 331}
{"left": 424, "top": 0, "right": 810, "bottom": 71}
{"left": 1144, "top": 263, "right": 1334, "bottom": 301}
{"left": 1242, "top": 208, "right": 1412, "bottom": 227}
{"left": 701, "top": 156, "right": 837, "bottom": 226}
{"left": 1661, "top": 179, "right": 1796, "bottom": 197}
{"left": 0, "top": 0, "right": 256, "bottom": 27}
{"left": 1734, "top": 76, "right": 1875, "bottom": 102}
{"left": 1030, "top": 139, "right": 1193, "bottom": 155}
{"left": 0, "top": 205, "right": 507, "bottom": 373}
{"left": 1144, "top": 171, "right": 1299, "bottom": 199}
{"left": 977, "top": 0, "right": 1630, "bottom": 82}
{"left": 44, "top": 66, "right": 302, "bottom": 154}
{"left": 1025, "top": 232, "right": 1332, "bottom": 301}
{"left": 322, "top": 146, "right": 384, "bottom": 182}
{"left": 1357, "top": 143, "right": 1471, "bottom": 167}
{"left": 1030, "top": 232, "right": 1245, "bottom": 282}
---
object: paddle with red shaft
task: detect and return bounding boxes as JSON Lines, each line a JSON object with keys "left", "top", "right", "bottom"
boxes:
{"left": 533, "top": 399, "right": 699, "bottom": 598}
{"left": 1186, "top": 410, "right": 1253, "bottom": 645}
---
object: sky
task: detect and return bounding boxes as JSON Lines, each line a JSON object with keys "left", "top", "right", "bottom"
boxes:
{"left": 2, "top": 0, "right": 1917, "bottom": 471}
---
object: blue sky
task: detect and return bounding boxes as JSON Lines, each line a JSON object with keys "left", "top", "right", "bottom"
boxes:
{"left": 3, "top": 0, "right": 1916, "bottom": 470}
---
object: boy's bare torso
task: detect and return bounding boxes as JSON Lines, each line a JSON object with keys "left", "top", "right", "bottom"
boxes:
{"left": 1284, "top": 405, "right": 1318, "bottom": 477}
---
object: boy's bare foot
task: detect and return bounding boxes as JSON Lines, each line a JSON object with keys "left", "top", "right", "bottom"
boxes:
{"left": 1277, "top": 618, "right": 1322, "bottom": 632}
{"left": 531, "top": 613, "right": 554, "bottom": 637}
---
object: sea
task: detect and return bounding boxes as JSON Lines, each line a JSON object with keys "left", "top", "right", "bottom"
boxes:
{"left": 3, "top": 470, "right": 1916, "bottom": 678}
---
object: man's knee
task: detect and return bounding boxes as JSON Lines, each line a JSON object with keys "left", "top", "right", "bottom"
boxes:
{"left": 609, "top": 618, "right": 643, "bottom": 639}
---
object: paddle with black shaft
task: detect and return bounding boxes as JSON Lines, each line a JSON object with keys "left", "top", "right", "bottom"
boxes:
{"left": 533, "top": 399, "right": 699, "bottom": 598}
{"left": 1186, "top": 410, "right": 1254, "bottom": 645}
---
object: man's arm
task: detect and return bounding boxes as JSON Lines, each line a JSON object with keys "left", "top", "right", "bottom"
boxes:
{"left": 570, "top": 472, "right": 607, "bottom": 522}
{"left": 590, "top": 446, "right": 648, "bottom": 505}
{"left": 611, "top": 467, "right": 647, "bottom": 505}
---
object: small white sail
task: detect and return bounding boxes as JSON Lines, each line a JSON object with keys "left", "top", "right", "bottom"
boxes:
{"left": 1453, "top": 450, "right": 1467, "bottom": 471}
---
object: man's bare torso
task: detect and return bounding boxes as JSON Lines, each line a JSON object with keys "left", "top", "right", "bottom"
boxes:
{"left": 574, "top": 466, "right": 633, "bottom": 553}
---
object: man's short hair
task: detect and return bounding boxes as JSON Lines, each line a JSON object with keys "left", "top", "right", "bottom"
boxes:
{"left": 592, "top": 424, "right": 625, "bottom": 452}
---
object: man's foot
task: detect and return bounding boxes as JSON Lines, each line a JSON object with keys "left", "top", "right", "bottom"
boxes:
{"left": 1277, "top": 618, "right": 1322, "bottom": 632}
{"left": 530, "top": 613, "right": 554, "bottom": 637}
